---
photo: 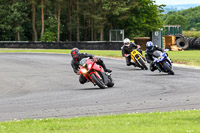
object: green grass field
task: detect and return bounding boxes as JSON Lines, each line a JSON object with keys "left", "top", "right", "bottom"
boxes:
{"left": 183, "top": 31, "right": 200, "bottom": 37}
{"left": 0, "top": 110, "right": 200, "bottom": 133}
{"left": 1, "top": 49, "right": 200, "bottom": 66}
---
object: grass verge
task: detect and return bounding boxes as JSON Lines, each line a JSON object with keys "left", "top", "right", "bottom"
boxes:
{"left": 0, "top": 49, "right": 200, "bottom": 66}
{"left": 0, "top": 110, "right": 200, "bottom": 133}
{"left": 183, "top": 31, "right": 200, "bottom": 37}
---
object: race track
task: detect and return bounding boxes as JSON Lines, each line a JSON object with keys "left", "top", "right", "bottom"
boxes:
{"left": 0, "top": 53, "right": 200, "bottom": 121}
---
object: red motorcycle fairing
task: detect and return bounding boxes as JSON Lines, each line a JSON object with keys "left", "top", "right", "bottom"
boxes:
{"left": 79, "top": 58, "right": 104, "bottom": 84}
{"left": 86, "top": 59, "right": 104, "bottom": 73}
{"left": 89, "top": 62, "right": 104, "bottom": 82}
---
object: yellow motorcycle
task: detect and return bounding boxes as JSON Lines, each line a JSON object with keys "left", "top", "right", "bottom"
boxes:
{"left": 130, "top": 49, "right": 148, "bottom": 70}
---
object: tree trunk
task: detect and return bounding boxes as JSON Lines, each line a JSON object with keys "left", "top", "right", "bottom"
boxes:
{"left": 57, "top": 2, "right": 61, "bottom": 42}
{"left": 89, "top": 20, "right": 91, "bottom": 41}
{"left": 91, "top": 20, "right": 94, "bottom": 41}
{"left": 68, "top": 0, "right": 72, "bottom": 41}
{"left": 32, "top": 1, "right": 37, "bottom": 41}
{"left": 76, "top": 0, "right": 80, "bottom": 41}
{"left": 41, "top": 0, "right": 44, "bottom": 40}
{"left": 83, "top": 13, "right": 86, "bottom": 41}
{"left": 17, "top": 31, "right": 20, "bottom": 41}
{"left": 94, "top": 30, "right": 97, "bottom": 41}
{"left": 100, "top": 25, "right": 104, "bottom": 41}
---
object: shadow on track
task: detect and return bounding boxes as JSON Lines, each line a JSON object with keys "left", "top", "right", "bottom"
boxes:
{"left": 76, "top": 87, "right": 106, "bottom": 90}
{"left": 76, "top": 86, "right": 116, "bottom": 90}
{"left": 144, "top": 73, "right": 175, "bottom": 76}
{"left": 119, "top": 68, "right": 146, "bottom": 71}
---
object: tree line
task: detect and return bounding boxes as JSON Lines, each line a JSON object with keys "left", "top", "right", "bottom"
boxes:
{"left": 162, "top": 6, "right": 200, "bottom": 31}
{"left": 0, "top": 0, "right": 164, "bottom": 42}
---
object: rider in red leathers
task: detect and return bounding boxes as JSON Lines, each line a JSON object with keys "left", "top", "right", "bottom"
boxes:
{"left": 71, "top": 48, "right": 112, "bottom": 84}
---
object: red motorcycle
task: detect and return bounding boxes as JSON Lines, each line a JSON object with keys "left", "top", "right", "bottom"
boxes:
{"left": 79, "top": 58, "right": 114, "bottom": 89}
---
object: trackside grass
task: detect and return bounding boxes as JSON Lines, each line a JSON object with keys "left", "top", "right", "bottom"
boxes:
{"left": 0, "top": 49, "right": 200, "bottom": 66}
{"left": 167, "top": 50, "right": 200, "bottom": 66}
{"left": 183, "top": 31, "right": 200, "bottom": 37}
{"left": 0, "top": 110, "right": 200, "bottom": 133}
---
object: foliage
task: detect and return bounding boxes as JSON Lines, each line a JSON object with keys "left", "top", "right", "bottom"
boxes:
{"left": 41, "top": 17, "right": 57, "bottom": 42}
{"left": 195, "top": 23, "right": 200, "bottom": 31}
{"left": 0, "top": 0, "right": 30, "bottom": 41}
{"left": 113, "top": 0, "right": 165, "bottom": 39}
{"left": 162, "top": 6, "right": 200, "bottom": 31}
{"left": 41, "top": 31, "right": 57, "bottom": 42}
{"left": 0, "top": 0, "right": 164, "bottom": 41}
{"left": 164, "top": 14, "right": 189, "bottom": 30}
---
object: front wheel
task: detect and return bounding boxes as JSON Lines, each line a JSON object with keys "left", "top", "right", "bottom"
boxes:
{"left": 90, "top": 73, "right": 106, "bottom": 89}
{"left": 163, "top": 62, "right": 174, "bottom": 75}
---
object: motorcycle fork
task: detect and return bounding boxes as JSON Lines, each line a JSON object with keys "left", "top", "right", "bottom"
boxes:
{"left": 84, "top": 73, "right": 91, "bottom": 82}
{"left": 89, "top": 71, "right": 101, "bottom": 83}
{"left": 156, "top": 63, "right": 162, "bottom": 72}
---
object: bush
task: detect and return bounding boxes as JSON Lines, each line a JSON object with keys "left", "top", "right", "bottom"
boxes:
{"left": 41, "top": 31, "right": 57, "bottom": 42}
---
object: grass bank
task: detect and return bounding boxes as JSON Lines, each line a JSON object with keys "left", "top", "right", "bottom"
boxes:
{"left": 167, "top": 50, "right": 200, "bottom": 66}
{"left": 0, "top": 49, "right": 200, "bottom": 66}
{"left": 0, "top": 110, "right": 200, "bottom": 133}
{"left": 183, "top": 31, "right": 200, "bottom": 37}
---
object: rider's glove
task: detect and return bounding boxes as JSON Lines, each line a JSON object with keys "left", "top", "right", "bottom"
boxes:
{"left": 93, "top": 57, "right": 98, "bottom": 62}
{"left": 124, "top": 54, "right": 129, "bottom": 57}
{"left": 137, "top": 45, "right": 141, "bottom": 49}
{"left": 76, "top": 70, "right": 80, "bottom": 75}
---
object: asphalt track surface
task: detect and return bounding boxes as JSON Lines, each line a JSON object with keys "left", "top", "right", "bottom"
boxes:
{"left": 0, "top": 53, "right": 200, "bottom": 121}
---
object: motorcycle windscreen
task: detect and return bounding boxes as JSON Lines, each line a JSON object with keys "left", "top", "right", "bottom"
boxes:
{"left": 152, "top": 51, "right": 162, "bottom": 58}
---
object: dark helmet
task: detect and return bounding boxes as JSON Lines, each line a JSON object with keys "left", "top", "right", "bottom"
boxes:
{"left": 71, "top": 48, "right": 80, "bottom": 59}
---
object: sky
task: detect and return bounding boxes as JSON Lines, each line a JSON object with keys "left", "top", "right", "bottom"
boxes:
{"left": 155, "top": 0, "right": 200, "bottom": 5}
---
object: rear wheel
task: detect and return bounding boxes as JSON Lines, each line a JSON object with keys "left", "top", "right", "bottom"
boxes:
{"left": 138, "top": 58, "right": 148, "bottom": 70}
{"left": 107, "top": 76, "right": 114, "bottom": 87}
{"left": 163, "top": 62, "right": 174, "bottom": 75}
{"left": 90, "top": 73, "right": 106, "bottom": 89}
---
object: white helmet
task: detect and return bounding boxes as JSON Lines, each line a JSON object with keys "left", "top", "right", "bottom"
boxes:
{"left": 123, "top": 38, "right": 130, "bottom": 47}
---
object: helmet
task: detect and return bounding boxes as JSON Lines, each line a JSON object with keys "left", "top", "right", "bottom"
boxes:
{"left": 123, "top": 38, "right": 130, "bottom": 47}
{"left": 146, "top": 41, "right": 154, "bottom": 51}
{"left": 71, "top": 48, "right": 80, "bottom": 59}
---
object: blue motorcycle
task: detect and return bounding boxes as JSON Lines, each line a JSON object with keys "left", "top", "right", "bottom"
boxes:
{"left": 152, "top": 51, "right": 174, "bottom": 75}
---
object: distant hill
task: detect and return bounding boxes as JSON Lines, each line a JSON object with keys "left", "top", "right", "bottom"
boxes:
{"left": 162, "top": 6, "right": 200, "bottom": 30}
{"left": 163, "top": 4, "right": 200, "bottom": 14}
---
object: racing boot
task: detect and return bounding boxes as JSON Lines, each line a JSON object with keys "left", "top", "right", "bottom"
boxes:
{"left": 98, "top": 58, "right": 112, "bottom": 73}
{"left": 131, "top": 62, "right": 137, "bottom": 67}
{"left": 101, "top": 62, "right": 112, "bottom": 73}
{"left": 104, "top": 68, "right": 112, "bottom": 73}
{"left": 150, "top": 62, "right": 157, "bottom": 72}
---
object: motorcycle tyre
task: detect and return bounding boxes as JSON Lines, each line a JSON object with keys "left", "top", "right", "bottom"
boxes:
{"left": 107, "top": 76, "right": 114, "bottom": 87}
{"left": 90, "top": 73, "right": 106, "bottom": 89}
{"left": 138, "top": 58, "right": 148, "bottom": 70}
{"left": 163, "top": 62, "right": 174, "bottom": 75}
